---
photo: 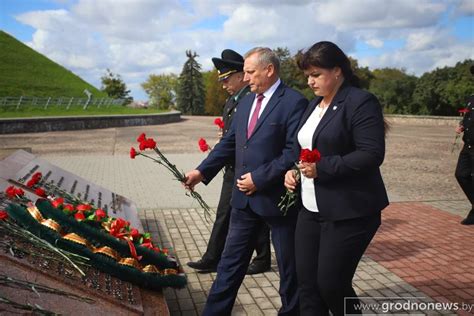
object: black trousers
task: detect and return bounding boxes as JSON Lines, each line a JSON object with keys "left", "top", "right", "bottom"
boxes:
{"left": 455, "top": 144, "right": 474, "bottom": 208}
{"left": 295, "top": 208, "right": 381, "bottom": 316}
{"left": 202, "top": 168, "right": 271, "bottom": 266}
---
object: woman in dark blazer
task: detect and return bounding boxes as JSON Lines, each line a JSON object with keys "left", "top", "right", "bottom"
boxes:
{"left": 284, "top": 41, "right": 389, "bottom": 315}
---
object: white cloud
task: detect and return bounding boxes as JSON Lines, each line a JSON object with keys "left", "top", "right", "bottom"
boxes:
{"left": 359, "top": 36, "right": 474, "bottom": 75}
{"left": 12, "top": 0, "right": 473, "bottom": 100}
{"left": 316, "top": 0, "right": 446, "bottom": 30}
{"left": 365, "top": 38, "right": 384, "bottom": 48}
{"left": 455, "top": 0, "right": 474, "bottom": 16}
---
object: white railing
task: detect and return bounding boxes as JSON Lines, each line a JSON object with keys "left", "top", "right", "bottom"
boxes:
{"left": 0, "top": 96, "right": 126, "bottom": 110}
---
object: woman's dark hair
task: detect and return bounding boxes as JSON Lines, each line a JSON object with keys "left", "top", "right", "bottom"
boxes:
{"left": 296, "top": 41, "right": 360, "bottom": 88}
{"left": 297, "top": 41, "right": 391, "bottom": 135}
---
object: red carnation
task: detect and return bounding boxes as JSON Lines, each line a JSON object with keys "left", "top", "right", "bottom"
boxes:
{"left": 32, "top": 172, "right": 42, "bottom": 181}
{"left": 459, "top": 108, "right": 470, "bottom": 114}
{"left": 130, "top": 147, "right": 137, "bottom": 159}
{"left": 0, "top": 211, "right": 8, "bottom": 221}
{"left": 214, "top": 118, "right": 225, "bottom": 129}
{"left": 6, "top": 186, "right": 16, "bottom": 198}
{"left": 35, "top": 188, "right": 47, "bottom": 197}
{"left": 95, "top": 208, "right": 106, "bottom": 221}
{"left": 52, "top": 197, "right": 64, "bottom": 208}
{"left": 139, "top": 141, "right": 147, "bottom": 151}
{"left": 74, "top": 212, "right": 85, "bottom": 221}
{"left": 110, "top": 218, "right": 129, "bottom": 237}
{"left": 76, "top": 204, "right": 92, "bottom": 212}
{"left": 299, "top": 148, "right": 321, "bottom": 163}
{"left": 145, "top": 138, "right": 156, "bottom": 149}
{"left": 63, "top": 204, "right": 75, "bottom": 212}
{"left": 6, "top": 186, "right": 25, "bottom": 198}
{"left": 198, "top": 138, "right": 210, "bottom": 152}
{"left": 142, "top": 241, "right": 154, "bottom": 249}
{"left": 130, "top": 228, "right": 140, "bottom": 241}
{"left": 137, "top": 133, "right": 147, "bottom": 142}
{"left": 26, "top": 179, "right": 37, "bottom": 187}
{"left": 16, "top": 188, "right": 25, "bottom": 196}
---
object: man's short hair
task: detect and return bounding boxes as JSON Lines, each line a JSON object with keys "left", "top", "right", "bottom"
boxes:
{"left": 244, "top": 47, "right": 280, "bottom": 74}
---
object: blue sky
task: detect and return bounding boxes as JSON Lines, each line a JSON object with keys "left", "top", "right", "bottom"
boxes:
{"left": 1, "top": 0, "right": 473, "bottom": 100}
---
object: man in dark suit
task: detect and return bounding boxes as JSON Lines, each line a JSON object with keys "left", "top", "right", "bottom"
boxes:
{"left": 185, "top": 47, "right": 308, "bottom": 315}
{"left": 187, "top": 49, "right": 271, "bottom": 274}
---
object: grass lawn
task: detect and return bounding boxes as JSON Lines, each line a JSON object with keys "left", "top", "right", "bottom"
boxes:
{"left": 0, "top": 105, "right": 168, "bottom": 118}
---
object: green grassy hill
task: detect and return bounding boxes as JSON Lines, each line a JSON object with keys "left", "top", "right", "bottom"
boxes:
{"left": 0, "top": 30, "right": 107, "bottom": 98}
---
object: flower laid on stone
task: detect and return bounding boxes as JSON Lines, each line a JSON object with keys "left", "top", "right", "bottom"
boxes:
{"left": 130, "top": 132, "right": 211, "bottom": 220}
{"left": 2, "top": 183, "right": 186, "bottom": 289}
{"left": 15, "top": 174, "right": 170, "bottom": 259}
{"left": 0, "top": 210, "right": 8, "bottom": 220}
{"left": 278, "top": 148, "right": 321, "bottom": 216}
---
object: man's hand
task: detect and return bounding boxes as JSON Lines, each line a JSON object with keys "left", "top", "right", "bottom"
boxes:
{"left": 184, "top": 170, "right": 204, "bottom": 191}
{"left": 236, "top": 173, "right": 257, "bottom": 196}
{"left": 284, "top": 169, "right": 299, "bottom": 192}
{"left": 456, "top": 125, "right": 464, "bottom": 134}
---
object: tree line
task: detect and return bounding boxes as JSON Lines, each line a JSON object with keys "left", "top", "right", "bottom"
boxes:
{"left": 104, "top": 49, "right": 474, "bottom": 116}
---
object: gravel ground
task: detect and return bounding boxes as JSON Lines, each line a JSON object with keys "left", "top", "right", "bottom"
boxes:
{"left": 0, "top": 115, "right": 465, "bottom": 203}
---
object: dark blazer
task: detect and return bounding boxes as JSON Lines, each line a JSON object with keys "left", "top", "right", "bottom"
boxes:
{"left": 222, "top": 85, "right": 251, "bottom": 137}
{"left": 198, "top": 82, "right": 308, "bottom": 216}
{"left": 296, "top": 83, "right": 389, "bottom": 221}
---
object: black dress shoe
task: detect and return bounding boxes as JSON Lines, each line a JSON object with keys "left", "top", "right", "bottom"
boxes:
{"left": 246, "top": 262, "right": 271, "bottom": 275}
{"left": 461, "top": 210, "right": 474, "bottom": 225}
{"left": 187, "top": 259, "right": 217, "bottom": 272}
{"left": 461, "top": 216, "right": 474, "bottom": 225}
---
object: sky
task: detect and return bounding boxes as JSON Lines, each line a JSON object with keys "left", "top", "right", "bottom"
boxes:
{"left": 1, "top": 0, "right": 473, "bottom": 101}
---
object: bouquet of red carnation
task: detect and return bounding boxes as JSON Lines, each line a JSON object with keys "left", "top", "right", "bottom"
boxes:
{"left": 198, "top": 138, "right": 212, "bottom": 153}
{"left": 278, "top": 148, "right": 321, "bottom": 216}
{"left": 452, "top": 107, "right": 470, "bottom": 153}
{"left": 130, "top": 133, "right": 212, "bottom": 220}
{"left": 214, "top": 118, "right": 225, "bottom": 130}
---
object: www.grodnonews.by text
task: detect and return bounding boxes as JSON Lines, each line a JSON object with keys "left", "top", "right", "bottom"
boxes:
{"left": 346, "top": 297, "right": 474, "bottom": 314}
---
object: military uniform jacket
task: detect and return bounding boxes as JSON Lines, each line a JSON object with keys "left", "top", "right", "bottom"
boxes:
{"left": 222, "top": 85, "right": 251, "bottom": 137}
{"left": 461, "top": 95, "right": 474, "bottom": 146}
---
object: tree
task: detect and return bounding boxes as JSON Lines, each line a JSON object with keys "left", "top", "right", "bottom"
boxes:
{"left": 141, "top": 73, "right": 178, "bottom": 110}
{"left": 273, "top": 47, "right": 313, "bottom": 99}
{"left": 349, "top": 57, "right": 374, "bottom": 90}
{"left": 369, "top": 68, "right": 417, "bottom": 114}
{"left": 100, "top": 69, "right": 133, "bottom": 103}
{"left": 203, "top": 69, "right": 228, "bottom": 115}
{"left": 412, "top": 59, "right": 474, "bottom": 115}
{"left": 176, "top": 50, "right": 206, "bottom": 115}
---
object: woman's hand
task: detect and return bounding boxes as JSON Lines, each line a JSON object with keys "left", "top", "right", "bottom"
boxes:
{"left": 284, "top": 169, "right": 299, "bottom": 192}
{"left": 456, "top": 125, "right": 464, "bottom": 134}
{"left": 298, "top": 162, "right": 317, "bottom": 179}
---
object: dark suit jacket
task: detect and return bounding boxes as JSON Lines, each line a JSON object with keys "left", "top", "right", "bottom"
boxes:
{"left": 197, "top": 82, "right": 308, "bottom": 216}
{"left": 296, "top": 83, "right": 389, "bottom": 221}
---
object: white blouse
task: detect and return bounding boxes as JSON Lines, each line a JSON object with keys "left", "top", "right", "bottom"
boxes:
{"left": 297, "top": 104, "right": 327, "bottom": 212}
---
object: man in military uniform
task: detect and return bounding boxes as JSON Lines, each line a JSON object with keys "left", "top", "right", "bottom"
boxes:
{"left": 187, "top": 49, "right": 271, "bottom": 273}
{"left": 454, "top": 65, "right": 474, "bottom": 225}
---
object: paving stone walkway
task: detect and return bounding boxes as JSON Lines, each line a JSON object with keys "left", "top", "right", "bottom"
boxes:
{"left": 2, "top": 117, "right": 474, "bottom": 315}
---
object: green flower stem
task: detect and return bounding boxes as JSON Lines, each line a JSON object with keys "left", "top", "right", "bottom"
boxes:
{"left": 0, "top": 219, "right": 86, "bottom": 276}
{"left": 0, "top": 296, "right": 56, "bottom": 315}
{"left": 138, "top": 150, "right": 212, "bottom": 221}
{"left": 0, "top": 274, "right": 95, "bottom": 303}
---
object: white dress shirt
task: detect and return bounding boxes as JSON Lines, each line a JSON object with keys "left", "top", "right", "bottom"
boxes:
{"left": 297, "top": 104, "right": 328, "bottom": 212}
{"left": 247, "top": 79, "right": 281, "bottom": 127}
